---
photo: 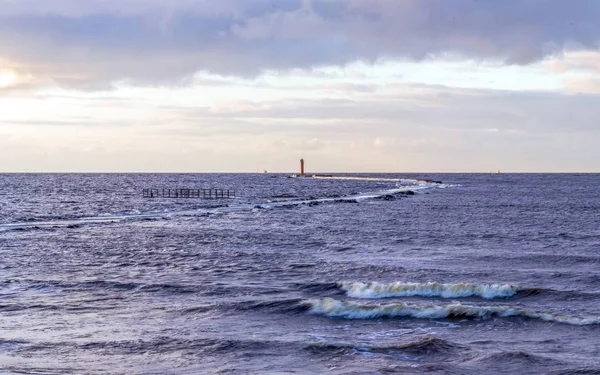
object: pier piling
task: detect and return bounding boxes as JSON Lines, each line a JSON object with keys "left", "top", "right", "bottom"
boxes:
{"left": 143, "top": 188, "right": 235, "bottom": 199}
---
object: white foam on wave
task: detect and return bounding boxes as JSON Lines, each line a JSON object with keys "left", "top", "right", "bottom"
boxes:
{"left": 339, "top": 281, "right": 520, "bottom": 299}
{"left": 306, "top": 298, "right": 600, "bottom": 326}
{"left": 252, "top": 184, "right": 424, "bottom": 208}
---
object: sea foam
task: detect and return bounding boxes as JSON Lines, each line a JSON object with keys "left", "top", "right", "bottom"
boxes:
{"left": 306, "top": 298, "right": 600, "bottom": 325}
{"left": 338, "top": 281, "right": 520, "bottom": 299}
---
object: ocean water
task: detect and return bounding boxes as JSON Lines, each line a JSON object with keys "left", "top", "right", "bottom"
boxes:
{"left": 0, "top": 173, "right": 599, "bottom": 374}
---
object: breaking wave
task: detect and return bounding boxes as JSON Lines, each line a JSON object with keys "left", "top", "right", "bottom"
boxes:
{"left": 338, "top": 281, "right": 523, "bottom": 299}
{"left": 305, "top": 298, "right": 600, "bottom": 325}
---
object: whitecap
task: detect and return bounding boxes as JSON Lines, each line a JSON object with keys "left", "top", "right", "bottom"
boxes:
{"left": 338, "top": 281, "right": 520, "bottom": 299}
{"left": 306, "top": 298, "right": 600, "bottom": 326}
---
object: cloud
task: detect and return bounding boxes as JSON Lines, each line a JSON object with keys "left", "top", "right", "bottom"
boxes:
{"left": 0, "top": 119, "right": 118, "bottom": 127}
{"left": 563, "top": 77, "right": 600, "bottom": 94}
{"left": 158, "top": 84, "right": 599, "bottom": 136}
{"left": 2, "top": 81, "right": 599, "bottom": 172}
{"left": 0, "top": 64, "right": 45, "bottom": 94}
{"left": 546, "top": 51, "right": 600, "bottom": 73}
{"left": 0, "top": 0, "right": 599, "bottom": 89}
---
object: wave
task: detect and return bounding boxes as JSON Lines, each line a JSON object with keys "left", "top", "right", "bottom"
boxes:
{"left": 54, "top": 337, "right": 284, "bottom": 356}
{"left": 470, "top": 350, "right": 562, "bottom": 366}
{"left": 0, "top": 214, "right": 146, "bottom": 231}
{"left": 234, "top": 299, "right": 308, "bottom": 314}
{"left": 305, "top": 298, "right": 600, "bottom": 325}
{"left": 338, "top": 281, "right": 523, "bottom": 299}
{"left": 0, "top": 278, "right": 227, "bottom": 297}
{"left": 550, "top": 369, "right": 600, "bottom": 375}
{"left": 297, "top": 282, "right": 341, "bottom": 293}
{"left": 305, "top": 336, "right": 463, "bottom": 357}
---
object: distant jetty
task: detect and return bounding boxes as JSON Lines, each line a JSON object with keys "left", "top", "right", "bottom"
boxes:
{"left": 143, "top": 189, "right": 235, "bottom": 199}
{"left": 289, "top": 174, "right": 333, "bottom": 178}
{"left": 288, "top": 158, "right": 441, "bottom": 183}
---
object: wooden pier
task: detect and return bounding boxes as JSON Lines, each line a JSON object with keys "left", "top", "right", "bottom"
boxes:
{"left": 143, "top": 189, "right": 235, "bottom": 199}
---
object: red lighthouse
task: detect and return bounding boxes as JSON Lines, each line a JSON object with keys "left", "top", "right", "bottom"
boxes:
{"left": 300, "top": 158, "right": 305, "bottom": 177}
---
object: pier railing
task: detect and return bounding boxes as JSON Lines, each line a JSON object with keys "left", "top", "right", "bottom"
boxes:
{"left": 143, "top": 189, "right": 235, "bottom": 199}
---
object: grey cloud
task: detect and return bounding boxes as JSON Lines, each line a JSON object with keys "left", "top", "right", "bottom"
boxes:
{"left": 154, "top": 117, "right": 270, "bottom": 138}
{"left": 165, "top": 87, "right": 600, "bottom": 136}
{"left": 137, "top": 86, "right": 600, "bottom": 172}
{"left": 0, "top": 0, "right": 303, "bottom": 18}
{"left": 0, "top": 0, "right": 599, "bottom": 88}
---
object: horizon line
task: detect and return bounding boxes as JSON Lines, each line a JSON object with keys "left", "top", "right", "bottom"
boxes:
{"left": 1, "top": 171, "right": 599, "bottom": 174}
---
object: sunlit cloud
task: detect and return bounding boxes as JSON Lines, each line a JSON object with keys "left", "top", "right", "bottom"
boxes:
{"left": 0, "top": 69, "right": 17, "bottom": 88}
{"left": 545, "top": 51, "right": 600, "bottom": 74}
{"left": 562, "top": 77, "right": 600, "bottom": 94}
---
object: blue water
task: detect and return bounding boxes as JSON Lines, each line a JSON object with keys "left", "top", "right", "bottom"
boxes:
{"left": 1, "top": 173, "right": 599, "bottom": 374}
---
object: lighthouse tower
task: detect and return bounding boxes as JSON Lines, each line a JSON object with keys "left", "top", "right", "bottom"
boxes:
{"left": 300, "top": 158, "right": 305, "bottom": 177}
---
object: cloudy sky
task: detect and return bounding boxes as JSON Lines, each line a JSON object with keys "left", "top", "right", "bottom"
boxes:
{"left": 1, "top": 0, "right": 599, "bottom": 172}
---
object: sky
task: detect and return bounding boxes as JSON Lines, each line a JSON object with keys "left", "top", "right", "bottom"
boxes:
{"left": 1, "top": 0, "right": 600, "bottom": 173}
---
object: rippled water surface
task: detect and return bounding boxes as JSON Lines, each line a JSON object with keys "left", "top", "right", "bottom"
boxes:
{"left": 1, "top": 173, "right": 599, "bottom": 374}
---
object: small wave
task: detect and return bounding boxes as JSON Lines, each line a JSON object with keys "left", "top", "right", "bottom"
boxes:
{"left": 466, "top": 350, "right": 567, "bottom": 373}
{"left": 235, "top": 298, "right": 307, "bottom": 314}
{"left": 304, "top": 336, "right": 462, "bottom": 356}
{"left": 472, "top": 350, "right": 559, "bottom": 366}
{"left": 0, "top": 303, "right": 65, "bottom": 312}
{"left": 305, "top": 298, "right": 600, "bottom": 325}
{"left": 297, "top": 282, "right": 341, "bottom": 293}
{"left": 551, "top": 369, "right": 600, "bottom": 375}
{"left": 77, "top": 337, "right": 277, "bottom": 355}
{"left": 2, "top": 278, "right": 207, "bottom": 296}
{"left": 338, "top": 281, "right": 522, "bottom": 299}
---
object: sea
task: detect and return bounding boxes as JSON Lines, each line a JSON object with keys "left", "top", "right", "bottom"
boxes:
{"left": 0, "top": 173, "right": 599, "bottom": 374}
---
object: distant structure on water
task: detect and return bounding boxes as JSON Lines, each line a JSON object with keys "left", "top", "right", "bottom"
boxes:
{"left": 256, "top": 170, "right": 268, "bottom": 174}
{"left": 289, "top": 158, "right": 332, "bottom": 178}
{"left": 143, "top": 188, "right": 235, "bottom": 199}
{"left": 290, "top": 158, "right": 306, "bottom": 178}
